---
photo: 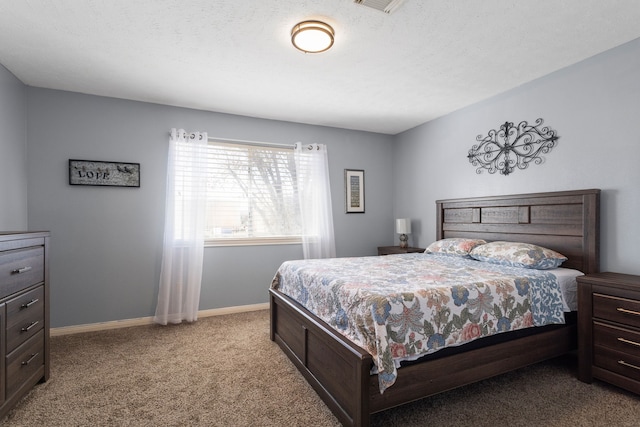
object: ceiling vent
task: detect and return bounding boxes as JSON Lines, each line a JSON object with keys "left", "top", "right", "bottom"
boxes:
{"left": 354, "top": 0, "right": 406, "bottom": 14}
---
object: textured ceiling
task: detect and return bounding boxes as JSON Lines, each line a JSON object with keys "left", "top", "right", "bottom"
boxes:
{"left": 1, "top": 1, "right": 639, "bottom": 135}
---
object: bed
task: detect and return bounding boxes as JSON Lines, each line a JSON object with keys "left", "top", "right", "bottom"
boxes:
{"left": 269, "top": 189, "right": 600, "bottom": 427}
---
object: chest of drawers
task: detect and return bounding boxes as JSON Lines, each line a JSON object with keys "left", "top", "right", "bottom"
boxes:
{"left": 577, "top": 272, "right": 640, "bottom": 394}
{"left": 0, "top": 232, "right": 50, "bottom": 419}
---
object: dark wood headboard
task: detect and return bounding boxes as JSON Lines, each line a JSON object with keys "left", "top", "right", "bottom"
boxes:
{"left": 436, "top": 189, "right": 600, "bottom": 274}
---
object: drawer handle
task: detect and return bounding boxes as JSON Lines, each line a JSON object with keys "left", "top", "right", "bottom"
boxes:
{"left": 618, "top": 360, "right": 640, "bottom": 371}
{"left": 618, "top": 337, "right": 640, "bottom": 348}
{"left": 21, "top": 299, "right": 39, "bottom": 309}
{"left": 616, "top": 307, "right": 640, "bottom": 316}
{"left": 21, "top": 352, "right": 39, "bottom": 366}
{"left": 11, "top": 266, "right": 32, "bottom": 274}
{"left": 21, "top": 321, "right": 39, "bottom": 332}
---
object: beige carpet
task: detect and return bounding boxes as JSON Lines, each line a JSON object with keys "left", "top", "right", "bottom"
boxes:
{"left": 2, "top": 309, "right": 639, "bottom": 426}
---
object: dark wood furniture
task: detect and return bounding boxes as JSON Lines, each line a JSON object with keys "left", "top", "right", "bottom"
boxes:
{"left": 270, "top": 189, "right": 600, "bottom": 427}
{"left": 0, "top": 232, "right": 50, "bottom": 419}
{"left": 577, "top": 272, "right": 640, "bottom": 395}
{"left": 377, "top": 246, "right": 425, "bottom": 255}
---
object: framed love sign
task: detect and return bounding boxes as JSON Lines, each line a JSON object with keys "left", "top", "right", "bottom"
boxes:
{"left": 69, "top": 159, "right": 140, "bottom": 187}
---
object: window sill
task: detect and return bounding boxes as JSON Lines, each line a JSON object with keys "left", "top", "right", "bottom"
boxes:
{"left": 205, "top": 237, "right": 302, "bottom": 247}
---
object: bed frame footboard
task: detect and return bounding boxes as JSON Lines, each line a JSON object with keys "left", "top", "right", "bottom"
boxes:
{"left": 271, "top": 287, "right": 576, "bottom": 427}
{"left": 270, "top": 288, "right": 372, "bottom": 427}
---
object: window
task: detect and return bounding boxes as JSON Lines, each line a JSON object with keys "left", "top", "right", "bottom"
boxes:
{"left": 177, "top": 140, "right": 301, "bottom": 245}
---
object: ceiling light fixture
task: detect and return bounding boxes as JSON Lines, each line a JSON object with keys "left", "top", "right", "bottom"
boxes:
{"left": 291, "top": 20, "right": 334, "bottom": 53}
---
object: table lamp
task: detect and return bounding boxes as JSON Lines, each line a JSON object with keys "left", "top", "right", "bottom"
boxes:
{"left": 396, "top": 218, "right": 411, "bottom": 248}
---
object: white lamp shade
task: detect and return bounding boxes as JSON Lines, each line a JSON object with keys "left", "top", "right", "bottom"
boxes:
{"left": 395, "top": 218, "right": 411, "bottom": 234}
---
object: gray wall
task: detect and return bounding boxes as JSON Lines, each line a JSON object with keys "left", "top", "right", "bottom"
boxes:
{"left": 5, "top": 37, "right": 639, "bottom": 328}
{"left": 0, "top": 64, "right": 28, "bottom": 230}
{"left": 25, "top": 89, "right": 394, "bottom": 327}
{"left": 393, "top": 38, "right": 640, "bottom": 275}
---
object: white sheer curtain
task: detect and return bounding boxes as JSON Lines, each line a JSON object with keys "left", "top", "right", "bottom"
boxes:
{"left": 154, "top": 128, "right": 208, "bottom": 325}
{"left": 294, "top": 143, "right": 336, "bottom": 259}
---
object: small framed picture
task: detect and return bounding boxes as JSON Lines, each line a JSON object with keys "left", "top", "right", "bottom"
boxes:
{"left": 69, "top": 159, "right": 140, "bottom": 187}
{"left": 345, "top": 169, "right": 365, "bottom": 213}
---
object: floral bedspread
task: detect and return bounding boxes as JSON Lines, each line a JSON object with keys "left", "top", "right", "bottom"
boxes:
{"left": 271, "top": 253, "right": 566, "bottom": 394}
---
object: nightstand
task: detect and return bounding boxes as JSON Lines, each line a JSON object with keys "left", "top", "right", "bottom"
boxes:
{"left": 377, "top": 246, "right": 425, "bottom": 256}
{"left": 577, "top": 272, "right": 640, "bottom": 395}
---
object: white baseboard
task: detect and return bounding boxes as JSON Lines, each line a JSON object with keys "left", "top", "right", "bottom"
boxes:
{"left": 50, "top": 303, "right": 270, "bottom": 337}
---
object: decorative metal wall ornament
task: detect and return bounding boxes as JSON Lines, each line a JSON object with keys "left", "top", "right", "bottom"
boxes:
{"left": 467, "top": 118, "right": 559, "bottom": 175}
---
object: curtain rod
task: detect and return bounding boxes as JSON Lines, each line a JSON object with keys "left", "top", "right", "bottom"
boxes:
{"left": 168, "top": 131, "right": 294, "bottom": 149}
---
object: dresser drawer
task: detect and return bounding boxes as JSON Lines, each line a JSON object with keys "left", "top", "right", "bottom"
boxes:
{"left": 593, "top": 321, "right": 640, "bottom": 354}
{"left": 593, "top": 293, "right": 640, "bottom": 329}
{"left": 0, "top": 232, "right": 50, "bottom": 420}
{"left": 6, "top": 329, "right": 45, "bottom": 397}
{"left": 0, "top": 247, "right": 45, "bottom": 298}
{"left": 6, "top": 286, "right": 45, "bottom": 353}
{"left": 594, "top": 344, "right": 640, "bottom": 383}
